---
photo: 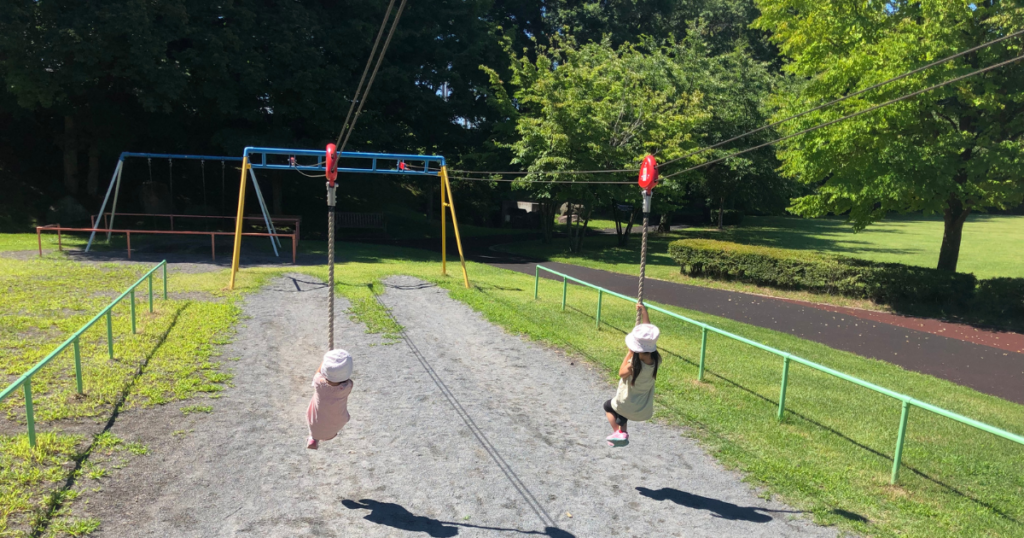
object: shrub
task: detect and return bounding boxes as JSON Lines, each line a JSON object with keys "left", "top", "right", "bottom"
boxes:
{"left": 668, "top": 239, "right": 977, "bottom": 307}
{"left": 974, "top": 278, "right": 1024, "bottom": 319}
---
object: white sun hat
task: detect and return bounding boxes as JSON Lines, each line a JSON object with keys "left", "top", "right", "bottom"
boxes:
{"left": 321, "top": 349, "right": 353, "bottom": 383}
{"left": 625, "top": 324, "right": 660, "bottom": 353}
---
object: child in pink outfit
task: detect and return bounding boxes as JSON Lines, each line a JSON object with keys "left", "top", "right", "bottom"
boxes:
{"left": 306, "top": 349, "right": 354, "bottom": 450}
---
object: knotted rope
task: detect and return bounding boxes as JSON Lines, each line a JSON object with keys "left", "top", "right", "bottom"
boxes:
{"left": 636, "top": 211, "right": 649, "bottom": 327}
{"left": 327, "top": 186, "right": 337, "bottom": 350}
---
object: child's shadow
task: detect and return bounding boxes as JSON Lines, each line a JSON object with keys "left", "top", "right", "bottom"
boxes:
{"left": 342, "top": 499, "right": 458, "bottom": 537}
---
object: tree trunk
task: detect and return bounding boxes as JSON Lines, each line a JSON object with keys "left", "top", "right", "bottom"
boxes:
{"left": 937, "top": 197, "right": 970, "bottom": 272}
{"left": 63, "top": 116, "right": 79, "bottom": 195}
{"left": 540, "top": 202, "right": 556, "bottom": 243}
{"left": 658, "top": 212, "right": 672, "bottom": 233}
{"left": 87, "top": 142, "right": 99, "bottom": 197}
{"left": 717, "top": 197, "right": 724, "bottom": 230}
{"left": 271, "top": 177, "right": 283, "bottom": 215}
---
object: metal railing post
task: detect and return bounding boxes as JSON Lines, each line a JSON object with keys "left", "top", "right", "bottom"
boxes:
{"left": 534, "top": 265, "right": 539, "bottom": 300}
{"left": 162, "top": 262, "right": 168, "bottom": 299}
{"left": 778, "top": 356, "right": 791, "bottom": 421}
{"left": 130, "top": 290, "right": 137, "bottom": 334}
{"left": 106, "top": 310, "right": 114, "bottom": 360}
{"left": 596, "top": 290, "right": 603, "bottom": 328}
{"left": 561, "top": 277, "right": 567, "bottom": 311}
{"left": 891, "top": 401, "right": 911, "bottom": 484}
{"left": 148, "top": 274, "right": 154, "bottom": 312}
{"left": 24, "top": 379, "right": 36, "bottom": 447}
{"left": 73, "top": 338, "right": 83, "bottom": 394}
{"left": 698, "top": 328, "right": 708, "bottom": 381}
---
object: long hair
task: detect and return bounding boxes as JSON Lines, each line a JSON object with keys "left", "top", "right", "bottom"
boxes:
{"left": 630, "top": 350, "right": 661, "bottom": 386}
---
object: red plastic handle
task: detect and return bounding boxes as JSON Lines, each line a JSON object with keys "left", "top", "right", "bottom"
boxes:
{"left": 325, "top": 143, "right": 338, "bottom": 186}
{"left": 638, "top": 154, "right": 657, "bottom": 192}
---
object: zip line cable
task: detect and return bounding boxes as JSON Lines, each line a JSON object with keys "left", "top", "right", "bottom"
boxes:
{"left": 451, "top": 28, "right": 1024, "bottom": 180}
{"left": 335, "top": 0, "right": 398, "bottom": 148}
{"left": 448, "top": 175, "right": 634, "bottom": 184}
{"left": 656, "top": 27, "right": 1024, "bottom": 170}
{"left": 337, "top": 0, "right": 409, "bottom": 154}
{"left": 662, "top": 53, "right": 1024, "bottom": 180}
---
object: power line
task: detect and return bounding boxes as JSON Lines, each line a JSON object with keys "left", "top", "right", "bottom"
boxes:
{"left": 448, "top": 175, "right": 633, "bottom": 184}
{"left": 334, "top": 0, "right": 398, "bottom": 148}
{"left": 656, "top": 27, "right": 1024, "bottom": 170}
{"left": 662, "top": 54, "right": 1024, "bottom": 180}
{"left": 337, "top": 0, "right": 409, "bottom": 154}
{"left": 452, "top": 167, "right": 637, "bottom": 177}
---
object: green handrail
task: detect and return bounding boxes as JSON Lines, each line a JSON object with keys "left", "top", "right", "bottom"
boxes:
{"left": 0, "top": 261, "right": 169, "bottom": 447}
{"left": 534, "top": 264, "right": 1024, "bottom": 484}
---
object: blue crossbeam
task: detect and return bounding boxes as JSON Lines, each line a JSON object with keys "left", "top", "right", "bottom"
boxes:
{"left": 243, "top": 146, "right": 445, "bottom": 176}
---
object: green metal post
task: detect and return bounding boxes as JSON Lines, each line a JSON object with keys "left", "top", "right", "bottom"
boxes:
{"left": 148, "top": 273, "right": 154, "bottom": 312}
{"left": 534, "top": 266, "right": 539, "bottom": 300}
{"left": 891, "top": 401, "right": 911, "bottom": 484}
{"left": 561, "top": 277, "right": 567, "bottom": 311}
{"left": 106, "top": 310, "right": 114, "bottom": 360}
{"left": 162, "top": 262, "right": 168, "bottom": 300}
{"left": 777, "top": 356, "right": 791, "bottom": 421}
{"left": 596, "top": 290, "right": 603, "bottom": 328}
{"left": 130, "top": 290, "right": 136, "bottom": 334}
{"left": 698, "top": 328, "right": 708, "bottom": 381}
{"left": 24, "top": 379, "right": 36, "bottom": 447}
{"left": 73, "top": 338, "right": 83, "bottom": 394}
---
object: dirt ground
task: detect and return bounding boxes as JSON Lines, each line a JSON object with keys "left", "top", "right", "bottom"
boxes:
{"left": 66, "top": 274, "right": 839, "bottom": 537}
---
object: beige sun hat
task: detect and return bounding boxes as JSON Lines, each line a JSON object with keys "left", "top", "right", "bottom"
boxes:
{"left": 625, "top": 324, "right": 660, "bottom": 353}
{"left": 321, "top": 349, "right": 353, "bottom": 383}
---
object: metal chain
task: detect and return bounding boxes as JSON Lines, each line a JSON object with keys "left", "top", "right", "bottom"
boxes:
{"left": 636, "top": 212, "right": 649, "bottom": 327}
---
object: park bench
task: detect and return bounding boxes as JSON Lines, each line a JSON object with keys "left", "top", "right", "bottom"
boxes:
{"left": 336, "top": 212, "right": 387, "bottom": 237}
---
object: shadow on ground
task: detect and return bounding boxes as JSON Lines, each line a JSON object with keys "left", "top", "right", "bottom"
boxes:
{"left": 342, "top": 499, "right": 572, "bottom": 537}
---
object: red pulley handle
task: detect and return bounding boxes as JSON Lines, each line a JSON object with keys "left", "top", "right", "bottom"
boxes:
{"left": 638, "top": 154, "right": 657, "bottom": 194}
{"left": 325, "top": 143, "right": 338, "bottom": 187}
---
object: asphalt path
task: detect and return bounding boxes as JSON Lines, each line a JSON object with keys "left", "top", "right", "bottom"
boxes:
{"left": 478, "top": 254, "right": 1023, "bottom": 405}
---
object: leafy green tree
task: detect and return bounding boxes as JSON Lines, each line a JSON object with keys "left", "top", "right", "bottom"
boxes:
{"left": 755, "top": 0, "right": 1024, "bottom": 272}
{"left": 483, "top": 35, "right": 712, "bottom": 250}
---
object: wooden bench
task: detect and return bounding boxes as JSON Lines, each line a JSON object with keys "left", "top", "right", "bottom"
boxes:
{"left": 336, "top": 212, "right": 387, "bottom": 237}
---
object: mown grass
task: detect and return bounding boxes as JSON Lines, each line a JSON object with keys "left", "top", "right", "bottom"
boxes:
{"left": 0, "top": 248, "right": 261, "bottom": 536}
{"left": 297, "top": 243, "right": 1024, "bottom": 538}
{"left": 4, "top": 236, "right": 1023, "bottom": 537}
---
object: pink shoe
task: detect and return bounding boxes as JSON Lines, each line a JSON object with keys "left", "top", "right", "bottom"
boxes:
{"left": 605, "top": 430, "right": 629, "bottom": 446}
{"left": 307, "top": 437, "right": 319, "bottom": 450}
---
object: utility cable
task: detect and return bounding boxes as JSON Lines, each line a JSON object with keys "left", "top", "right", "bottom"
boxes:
{"left": 447, "top": 175, "right": 634, "bottom": 184}
{"left": 451, "top": 28, "right": 1024, "bottom": 180}
{"left": 337, "top": 0, "right": 409, "bottom": 155}
{"left": 661, "top": 53, "right": 1024, "bottom": 180}
{"left": 656, "top": 27, "right": 1024, "bottom": 170}
{"left": 335, "top": 0, "right": 397, "bottom": 148}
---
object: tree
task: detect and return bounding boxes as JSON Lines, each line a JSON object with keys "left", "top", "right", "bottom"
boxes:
{"left": 755, "top": 0, "right": 1024, "bottom": 272}
{"left": 483, "top": 34, "right": 715, "bottom": 251}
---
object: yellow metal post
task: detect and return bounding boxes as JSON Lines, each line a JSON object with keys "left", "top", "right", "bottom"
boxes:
{"left": 440, "top": 166, "right": 470, "bottom": 288}
{"left": 228, "top": 158, "right": 249, "bottom": 290}
{"left": 440, "top": 174, "right": 447, "bottom": 276}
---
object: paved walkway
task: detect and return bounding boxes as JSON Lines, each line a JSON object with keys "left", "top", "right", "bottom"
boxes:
{"left": 77, "top": 275, "right": 838, "bottom": 537}
{"left": 480, "top": 257, "right": 1024, "bottom": 405}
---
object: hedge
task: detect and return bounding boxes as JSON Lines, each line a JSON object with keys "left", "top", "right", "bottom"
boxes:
{"left": 974, "top": 278, "right": 1024, "bottom": 319}
{"left": 668, "top": 239, "right": 978, "bottom": 307}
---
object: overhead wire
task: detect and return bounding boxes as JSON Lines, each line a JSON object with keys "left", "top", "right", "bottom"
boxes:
{"left": 334, "top": 0, "right": 398, "bottom": 148}
{"left": 337, "top": 0, "right": 409, "bottom": 155}
{"left": 450, "top": 28, "right": 1024, "bottom": 181}
{"left": 661, "top": 53, "right": 1024, "bottom": 180}
{"left": 655, "top": 27, "right": 1024, "bottom": 170}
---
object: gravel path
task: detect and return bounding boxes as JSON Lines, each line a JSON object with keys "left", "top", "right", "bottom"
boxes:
{"left": 77, "top": 274, "right": 838, "bottom": 538}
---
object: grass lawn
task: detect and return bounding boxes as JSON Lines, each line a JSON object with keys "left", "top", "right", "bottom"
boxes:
{"left": 3, "top": 234, "right": 1023, "bottom": 537}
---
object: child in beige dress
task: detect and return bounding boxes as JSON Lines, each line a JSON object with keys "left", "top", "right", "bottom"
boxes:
{"left": 306, "top": 349, "right": 354, "bottom": 450}
{"left": 604, "top": 303, "right": 660, "bottom": 447}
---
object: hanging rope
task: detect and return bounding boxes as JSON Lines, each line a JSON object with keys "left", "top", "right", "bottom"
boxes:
{"left": 635, "top": 202, "right": 649, "bottom": 327}
{"left": 327, "top": 186, "right": 337, "bottom": 350}
{"left": 168, "top": 159, "right": 173, "bottom": 207}
{"left": 221, "top": 161, "right": 226, "bottom": 215}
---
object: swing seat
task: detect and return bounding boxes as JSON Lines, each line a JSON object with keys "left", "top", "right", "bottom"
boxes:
{"left": 335, "top": 212, "right": 387, "bottom": 237}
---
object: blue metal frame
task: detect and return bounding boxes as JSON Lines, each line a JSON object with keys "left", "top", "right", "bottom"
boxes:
{"left": 119, "top": 151, "right": 243, "bottom": 161}
{"left": 243, "top": 147, "right": 445, "bottom": 176}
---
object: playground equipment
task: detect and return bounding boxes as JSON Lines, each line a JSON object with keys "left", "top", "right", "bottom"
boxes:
{"left": 635, "top": 155, "right": 658, "bottom": 326}
{"left": 226, "top": 146, "right": 469, "bottom": 289}
{"left": 66, "top": 152, "right": 299, "bottom": 260}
